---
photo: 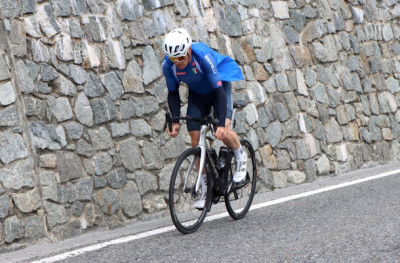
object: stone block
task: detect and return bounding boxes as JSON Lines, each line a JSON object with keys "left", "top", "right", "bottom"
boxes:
{"left": 56, "top": 151, "right": 83, "bottom": 183}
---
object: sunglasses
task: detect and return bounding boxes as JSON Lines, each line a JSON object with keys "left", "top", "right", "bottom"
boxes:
{"left": 169, "top": 55, "right": 186, "bottom": 62}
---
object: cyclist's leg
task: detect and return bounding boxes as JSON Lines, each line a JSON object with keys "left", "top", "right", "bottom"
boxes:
{"left": 187, "top": 92, "right": 212, "bottom": 209}
{"left": 218, "top": 81, "right": 240, "bottom": 150}
{"left": 189, "top": 131, "right": 200, "bottom": 148}
{"left": 223, "top": 119, "right": 240, "bottom": 150}
{"left": 187, "top": 91, "right": 211, "bottom": 148}
{"left": 218, "top": 81, "right": 247, "bottom": 182}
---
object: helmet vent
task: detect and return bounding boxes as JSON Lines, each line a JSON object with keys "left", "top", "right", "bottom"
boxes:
{"left": 163, "top": 28, "right": 192, "bottom": 57}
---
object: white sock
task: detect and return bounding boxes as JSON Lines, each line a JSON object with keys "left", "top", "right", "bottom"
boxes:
{"left": 233, "top": 145, "right": 245, "bottom": 160}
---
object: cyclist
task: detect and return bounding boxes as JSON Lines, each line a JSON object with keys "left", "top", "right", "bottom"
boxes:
{"left": 162, "top": 28, "right": 247, "bottom": 209}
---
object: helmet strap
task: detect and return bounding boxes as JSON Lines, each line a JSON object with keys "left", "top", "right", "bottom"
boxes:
{"left": 187, "top": 47, "right": 192, "bottom": 61}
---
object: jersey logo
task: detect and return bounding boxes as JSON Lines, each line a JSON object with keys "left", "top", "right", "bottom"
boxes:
{"left": 176, "top": 72, "right": 187, "bottom": 76}
{"left": 192, "top": 68, "right": 198, "bottom": 74}
{"left": 217, "top": 81, "right": 222, "bottom": 86}
{"left": 192, "top": 61, "right": 196, "bottom": 66}
{"left": 204, "top": 54, "right": 217, "bottom": 74}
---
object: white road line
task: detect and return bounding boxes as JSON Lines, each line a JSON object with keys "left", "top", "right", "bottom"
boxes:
{"left": 250, "top": 169, "right": 400, "bottom": 211}
{"left": 32, "top": 169, "right": 400, "bottom": 263}
{"left": 31, "top": 226, "right": 176, "bottom": 263}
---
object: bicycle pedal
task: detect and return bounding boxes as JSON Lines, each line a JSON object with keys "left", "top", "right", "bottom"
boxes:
{"left": 229, "top": 177, "right": 250, "bottom": 193}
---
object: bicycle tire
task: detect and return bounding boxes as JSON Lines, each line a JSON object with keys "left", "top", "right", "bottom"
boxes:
{"left": 169, "top": 147, "right": 211, "bottom": 234}
{"left": 224, "top": 139, "right": 257, "bottom": 220}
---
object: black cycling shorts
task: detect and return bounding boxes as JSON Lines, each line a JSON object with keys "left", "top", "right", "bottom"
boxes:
{"left": 186, "top": 81, "right": 233, "bottom": 131}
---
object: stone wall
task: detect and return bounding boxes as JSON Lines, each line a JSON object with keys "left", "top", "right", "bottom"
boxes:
{"left": 1, "top": 0, "right": 400, "bottom": 246}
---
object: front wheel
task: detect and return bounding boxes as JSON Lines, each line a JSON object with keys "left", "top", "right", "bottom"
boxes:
{"left": 225, "top": 139, "right": 257, "bottom": 220}
{"left": 169, "top": 147, "right": 210, "bottom": 234}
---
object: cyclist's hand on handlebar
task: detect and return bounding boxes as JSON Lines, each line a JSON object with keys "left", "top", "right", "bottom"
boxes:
{"left": 215, "top": 126, "right": 226, "bottom": 140}
{"left": 167, "top": 123, "right": 180, "bottom": 138}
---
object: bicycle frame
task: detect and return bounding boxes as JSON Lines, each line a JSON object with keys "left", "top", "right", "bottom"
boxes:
{"left": 194, "top": 123, "right": 210, "bottom": 193}
{"left": 182, "top": 123, "right": 211, "bottom": 195}
{"left": 186, "top": 108, "right": 237, "bottom": 194}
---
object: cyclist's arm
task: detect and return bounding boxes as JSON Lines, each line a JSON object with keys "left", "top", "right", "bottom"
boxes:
{"left": 201, "top": 54, "right": 226, "bottom": 127}
{"left": 163, "top": 58, "right": 180, "bottom": 122}
{"left": 212, "top": 87, "right": 227, "bottom": 127}
{"left": 168, "top": 90, "right": 180, "bottom": 123}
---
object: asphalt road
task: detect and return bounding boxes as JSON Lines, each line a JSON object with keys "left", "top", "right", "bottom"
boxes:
{"left": 3, "top": 162, "right": 400, "bottom": 263}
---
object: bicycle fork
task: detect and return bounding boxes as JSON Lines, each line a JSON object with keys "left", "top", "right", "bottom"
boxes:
{"left": 195, "top": 124, "right": 210, "bottom": 193}
{"left": 183, "top": 124, "right": 210, "bottom": 195}
{"left": 182, "top": 145, "right": 206, "bottom": 197}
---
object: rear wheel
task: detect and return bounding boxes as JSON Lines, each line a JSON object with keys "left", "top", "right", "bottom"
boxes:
{"left": 169, "top": 147, "right": 210, "bottom": 234}
{"left": 224, "top": 139, "right": 257, "bottom": 220}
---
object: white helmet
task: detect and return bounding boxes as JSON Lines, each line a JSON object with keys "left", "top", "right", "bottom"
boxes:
{"left": 163, "top": 28, "right": 192, "bottom": 58}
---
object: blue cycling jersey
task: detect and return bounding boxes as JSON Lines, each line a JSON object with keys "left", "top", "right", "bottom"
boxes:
{"left": 162, "top": 42, "right": 244, "bottom": 94}
{"left": 162, "top": 42, "right": 244, "bottom": 127}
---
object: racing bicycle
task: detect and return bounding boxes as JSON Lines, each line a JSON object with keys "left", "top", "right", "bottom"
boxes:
{"left": 165, "top": 101, "right": 257, "bottom": 234}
